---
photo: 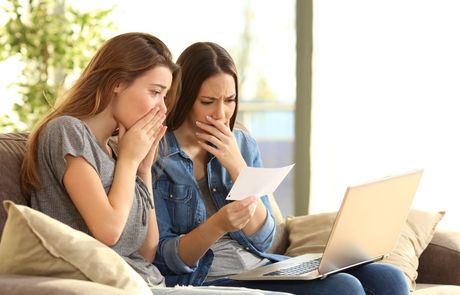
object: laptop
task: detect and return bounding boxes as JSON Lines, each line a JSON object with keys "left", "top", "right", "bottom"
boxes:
{"left": 230, "top": 170, "right": 423, "bottom": 281}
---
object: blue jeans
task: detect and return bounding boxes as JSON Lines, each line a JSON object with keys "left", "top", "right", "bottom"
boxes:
{"left": 203, "top": 263, "right": 409, "bottom": 295}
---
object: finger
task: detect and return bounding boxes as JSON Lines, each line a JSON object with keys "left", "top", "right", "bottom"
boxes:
{"left": 195, "top": 132, "right": 222, "bottom": 148}
{"left": 152, "top": 126, "right": 167, "bottom": 145}
{"left": 231, "top": 210, "right": 253, "bottom": 228}
{"left": 227, "top": 197, "right": 255, "bottom": 217}
{"left": 147, "top": 116, "right": 166, "bottom": 138}
{"left": 145, "top": 112, "right": 166, "bottom": 129}
{"left": 132, "top": 107, "right": 159, "bottom": 130}
{"left": 240, "top": 196, "right": 258, "bottom": 206}
{"left": 142, "top": 108, "right": 165, "bottom": 131}
{"left": 197, "top": 140, "right": 219, "bottom": 155}
{"left": 195, "top": 120, "right": 225, "bottom": 140}
{"left": 144, "top": 110, "right": 165, "bottom": 134}
{"left": 205, "top": 115, "right": 233, "bottom": 136}
{"left": 147, "top": 110, "right": 166, "bottom": 129}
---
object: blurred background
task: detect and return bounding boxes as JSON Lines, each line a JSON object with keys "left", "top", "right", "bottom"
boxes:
{"left": 1, "top": 0, "right": 459, "bottom": 230}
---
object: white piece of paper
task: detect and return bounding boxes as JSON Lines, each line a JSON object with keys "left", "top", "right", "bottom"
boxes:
{"left": 226, "top": 164, "right": 295, "bottom": 200}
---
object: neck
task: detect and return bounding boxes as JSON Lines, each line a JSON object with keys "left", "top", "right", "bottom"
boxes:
{"left": 83, "top": 108, "right": 117, "bottom": 154}
{"left": 174, "top": 122, "right": 207, "bottom": 162}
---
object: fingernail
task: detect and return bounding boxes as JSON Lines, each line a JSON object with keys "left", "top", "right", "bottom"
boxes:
{"left": 206, "top": 115, "right": 212, "bottom": 121}
{"left": 196, "top": 121, "right": 202, "bottom": 125}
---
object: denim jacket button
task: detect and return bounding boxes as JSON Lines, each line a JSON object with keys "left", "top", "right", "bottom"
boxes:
{"left": 169, "top": 194, "right": 173, "bottom": 198}
{"left": 212, "top": 188, "right": 217, "bottom": 192}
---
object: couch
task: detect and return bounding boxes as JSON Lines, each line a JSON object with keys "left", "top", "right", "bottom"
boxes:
{"left": 0, "top": 132, "right": 459, "bottom": 294}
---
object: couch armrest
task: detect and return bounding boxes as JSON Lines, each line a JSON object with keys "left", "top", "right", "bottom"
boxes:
{"left": 417, "top": 230, "right": 460, "bottom": 285}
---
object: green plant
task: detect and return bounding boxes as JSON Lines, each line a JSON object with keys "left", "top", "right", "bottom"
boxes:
{"left": 0, "top": 0, "right": 113, "bottom": 132}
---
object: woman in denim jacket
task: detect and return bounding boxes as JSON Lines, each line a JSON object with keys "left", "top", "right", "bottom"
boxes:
{"left": 152, "top": 42, "right": 409, "bottom": 295}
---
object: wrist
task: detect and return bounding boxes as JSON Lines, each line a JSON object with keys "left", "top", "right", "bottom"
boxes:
{"left": 116, "top": 157, "right": 139, "bottom": 174}
{"left": 228, "top": 160, "right": 247, "bottom": 182}
{"left": 205, "top": 214, "right": 227, "bottom": 237}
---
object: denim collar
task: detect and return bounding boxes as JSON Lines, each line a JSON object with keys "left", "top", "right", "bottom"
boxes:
{"left": 160, "top": 131, "right": 183, "bottom": 158}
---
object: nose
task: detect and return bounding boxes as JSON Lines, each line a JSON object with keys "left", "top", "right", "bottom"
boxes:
{"left": 159, "top": 97, "right": 167, "bottom": 114}
{"left": 212, "top": 100, "right": 225, "bottom": 120}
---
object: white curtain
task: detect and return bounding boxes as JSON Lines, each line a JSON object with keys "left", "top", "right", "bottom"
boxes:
{"left": 311, "top": 0, "right": 460, "bottom": 230}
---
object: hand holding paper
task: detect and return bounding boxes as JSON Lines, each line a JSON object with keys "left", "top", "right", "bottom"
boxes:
{"left": 226, "top": 164, "right": 295, "bottom": 201}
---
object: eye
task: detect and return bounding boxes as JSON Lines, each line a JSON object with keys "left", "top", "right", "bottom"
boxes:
{"left": 150, "top": 89, "right": 161, "bottom": 96}
{"left": 201, "top": 100, "right": 213, "bottom": 105}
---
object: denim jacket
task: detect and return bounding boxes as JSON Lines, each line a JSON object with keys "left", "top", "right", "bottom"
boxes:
{"left": 152, "top": 129, "right": 286, "bottom": 286}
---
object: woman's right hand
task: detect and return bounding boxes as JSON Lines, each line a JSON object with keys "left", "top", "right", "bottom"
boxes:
{"left": 210, "top": 196, "right": 259, "bottom": 233}
{"left": 117, "top": 107, "right": 166, "bottom": 166}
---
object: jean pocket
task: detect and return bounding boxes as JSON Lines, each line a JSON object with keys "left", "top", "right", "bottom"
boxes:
{"left": 158, "top": 181, "right": 194, "bottom": 233}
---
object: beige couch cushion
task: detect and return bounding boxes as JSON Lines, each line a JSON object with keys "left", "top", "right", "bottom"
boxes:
{"left": 285, "top": 209, "right": 444, "bottom": 291}
{"left": 0, "top": 201, "right": 151, "bottom": 294}
{"left": 0, "top": 274, "right": 132, "bottom": 295}
{"left": 413, "top": 284, "right": 460, "bottom": 295}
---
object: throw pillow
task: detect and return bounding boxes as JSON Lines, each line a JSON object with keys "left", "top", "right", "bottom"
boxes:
{"left": 381, "top": 209, "right": 445, "bottom": 290}
{"left": 285, "top": 212, "right": 336, "bottom": 256}
{"left": 284, "top": 209, "right": 445, "bottom": 291}
{"left": 0, "top": 201, "right": 151, "bottom": 295}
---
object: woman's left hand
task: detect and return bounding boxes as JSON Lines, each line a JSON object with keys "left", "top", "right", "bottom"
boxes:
{"left": 195, "top": 116, "right": 246, "bottom": 181}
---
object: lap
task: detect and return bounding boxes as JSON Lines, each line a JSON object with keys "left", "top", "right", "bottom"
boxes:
{"left": 204, "top": 273, "right": 365, "bottom": 295}
{"left": 203, "top": 263, "right": 408, "bottom": 295}
{"left": 151, "top": 285, "right": 292, "bottom": 295}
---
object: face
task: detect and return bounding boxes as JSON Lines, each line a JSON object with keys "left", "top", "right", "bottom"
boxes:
{"left": 187, "top": 72, "right": 236, "bottom": 131}
{"left": 112, "top": 66, "right": 172, "bottom": 129}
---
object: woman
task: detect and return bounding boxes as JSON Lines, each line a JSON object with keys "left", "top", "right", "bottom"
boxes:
{"left": 21, "top": 32, "right": 179, "bottom": 288}
{"left": 152, "top": 41, "right": 409, "bottom": 294}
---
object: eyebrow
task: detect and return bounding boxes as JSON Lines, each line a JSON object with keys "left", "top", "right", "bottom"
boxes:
{"left": 150, "top": 83, "right": 167, "bottom": 89}
{"left": 201, "top": 94, "right": 236, "bottom": 100}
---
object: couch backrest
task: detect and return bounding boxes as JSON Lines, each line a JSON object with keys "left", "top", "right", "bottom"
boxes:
{"left": 0, "top": 133, "right": 30, "bottom": 240}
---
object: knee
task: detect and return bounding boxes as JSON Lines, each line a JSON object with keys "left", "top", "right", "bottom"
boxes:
{"left": 376, "top": 263, "right": 409, "bottom": 291}
{"left": 325, "top": 273, "right": 366, "bottom": 295}
{"left": 361, "top": 263, "right": 410, "bottom": 294}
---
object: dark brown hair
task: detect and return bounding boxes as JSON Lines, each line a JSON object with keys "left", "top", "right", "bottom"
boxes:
{"left": 166, "top": 42, "right": 238, "bottom": 130}
{"left": 21, "top": 32, "right": 180, "bottom": 193}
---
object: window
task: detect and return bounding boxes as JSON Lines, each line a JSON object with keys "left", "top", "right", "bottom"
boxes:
{"left": 0, "top": 0, "right": 297, "bottom": 215}
{"left": 312, "top": 0, "right": 460, "bottom": 229}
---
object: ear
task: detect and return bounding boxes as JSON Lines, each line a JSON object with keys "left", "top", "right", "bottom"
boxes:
{"left": 113, "top": 82, "right": 125, "bottom": 94}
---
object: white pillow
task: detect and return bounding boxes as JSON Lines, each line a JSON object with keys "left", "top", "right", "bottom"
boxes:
{"left": 0, "top": 201, "right": 151, "bottom": 295}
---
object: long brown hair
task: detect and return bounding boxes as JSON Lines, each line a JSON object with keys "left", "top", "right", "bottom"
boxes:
{"left": 21, "top": 32, "right": 180, "bottom": 193}
{"left": 166, "top": 42, "right": 238, "bottom": 131}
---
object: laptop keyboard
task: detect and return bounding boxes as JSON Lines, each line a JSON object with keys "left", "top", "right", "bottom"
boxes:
{"left": 263, "top": 257, "right": 321, "bottom": 276}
